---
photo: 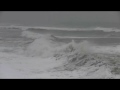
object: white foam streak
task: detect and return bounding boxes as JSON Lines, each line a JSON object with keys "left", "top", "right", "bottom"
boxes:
{"left": 0, "top": 25, "right": 120, "bottom": 32}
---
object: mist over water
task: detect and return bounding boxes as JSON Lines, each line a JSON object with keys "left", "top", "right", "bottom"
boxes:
{"left": 57, "top": 22, "right": 120, "bottom": 28}
{"left": 0, "top": 11, "right": 120, "bottom": 28}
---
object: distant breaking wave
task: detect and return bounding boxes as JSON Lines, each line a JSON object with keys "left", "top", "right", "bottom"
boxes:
{"left": 0, "top": 25, "right": 120, "bottom": 32}
{"left": 56, "top": 36, "right": 120, "bottom": 39}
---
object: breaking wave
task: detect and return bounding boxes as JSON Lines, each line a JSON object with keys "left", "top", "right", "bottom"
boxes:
{"left": 23, "top": 31, "right": 94, "bottom": 58}
{"left": 1, "top": 25, "right": 120, "bottom": 32}
{"left": 21, "top": 30, "right": 44, "bottom": 39}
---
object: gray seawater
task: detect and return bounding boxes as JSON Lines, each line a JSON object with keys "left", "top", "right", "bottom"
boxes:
{"left": 27, "top": 26, "right": 120, "bottom": 46}
{"left": 1, "top": 26, "right": 120, "bottom": 46}
{"left": 58, "top": 38, "right": 120, "bottom": 46}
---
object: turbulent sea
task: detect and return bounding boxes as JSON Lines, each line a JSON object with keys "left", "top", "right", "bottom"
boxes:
{"left": 1, "top": 25, "right": 120, "bottom": 78}
{"left": 1, "top": 25, "right": 120, "bottom": 46}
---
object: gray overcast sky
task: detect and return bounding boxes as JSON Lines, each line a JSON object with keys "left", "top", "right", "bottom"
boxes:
{"left": 0, "top": 11, "right": 119, "bottom": 27}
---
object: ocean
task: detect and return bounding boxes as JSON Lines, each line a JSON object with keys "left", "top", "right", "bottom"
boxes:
{"left": 25, "top": 24, "right": 120, "bottom": 46}
{"left": 1, "top": 23, "right": 120, "bottom": 46}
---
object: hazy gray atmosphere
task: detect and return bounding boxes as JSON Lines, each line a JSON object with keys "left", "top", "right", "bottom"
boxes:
{"left": 1, "top": 11, "right": 120, "bottom": 79}
{"left": 0, "top": 11, "right": 120, "bottom": 28}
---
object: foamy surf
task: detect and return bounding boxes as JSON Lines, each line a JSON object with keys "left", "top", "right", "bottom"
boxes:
{"left": 1, "top": 26, "right": 120, "bottom": 78}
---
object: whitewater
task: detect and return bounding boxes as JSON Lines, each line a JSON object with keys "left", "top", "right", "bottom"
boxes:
{"left": 1, "top": 26, "right": 120, "bottom": 79}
